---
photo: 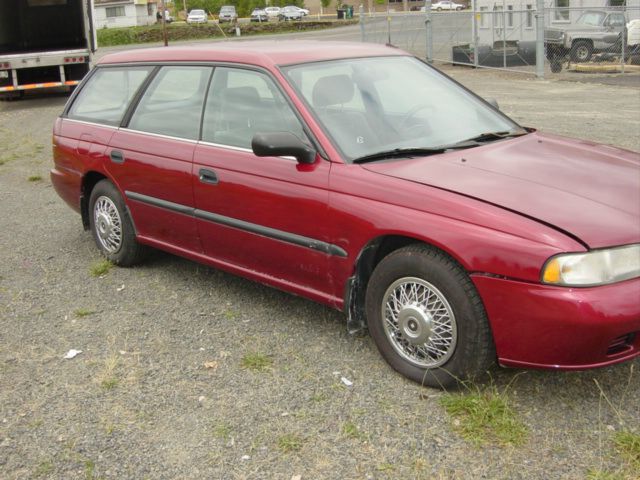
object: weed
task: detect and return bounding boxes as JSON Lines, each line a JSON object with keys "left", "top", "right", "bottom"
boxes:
{"left": 34, "top": 460, "right": 54, "bottom": 477}
{"left": 74, "top": 308, "right": 96, "bottom": 318}
{"left": 90, "top": 260, "right": 113, "bottom": 277}
{"left": 97, "top": 355, "right": 120, "bottom": 390}
{"left": 586, "top": 469, "right": 624, "bottom": 480}
{"left": 224, "top": 310, "right": 237, "bottom": 319}
{"left": 84, "top": 459, "right": 96, "bottom": 480}
{"left": 342, "top": 421, "right": 363, "bottom": 440}
{"left": 241, "top": 352, "right": 273, "bottom": 371}
{"left": 213, "top": 423, "right": 231, "bottom": 440}
{"left": 376, "top": 463, "right": 395, "bottom": 472}
{"left": 613, "top": 430, "right": 640, "bottom": 470}
{"left": 277, "top": 433, "right": 303, "bottom": 453}
{"left": 440, "top": 381, "right": 528, "bottom": 447}
{"left": 28, "top": 175, "right": 42, "bottom": 182}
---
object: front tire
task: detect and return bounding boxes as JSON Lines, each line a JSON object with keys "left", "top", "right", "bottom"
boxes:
{"left": 365, "top": 244, "right": 495, "bottom": 389}
{"left": 89, "top": 180, "right": 147, "bottom": 266}
{"left": 570, "top": 40, "right": 592, "bottom": 63}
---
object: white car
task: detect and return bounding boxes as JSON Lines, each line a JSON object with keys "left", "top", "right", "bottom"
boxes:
{"left": 264, "top": 6, "right": 281, "bottom": 18}
{"left": 430, "top": 1, "right": 465, "bottom": 10}
{"left": 187, "top": 9, "right": 208, "bottom": 23}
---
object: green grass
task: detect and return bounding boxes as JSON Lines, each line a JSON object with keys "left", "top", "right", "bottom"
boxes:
{"left": 90, "top": 259, "right": 113, "bottom": 277}
{"left": 28, "top": 175, "right": 42, "bottom": 182}
{"left": 440, "top": 383, "right": 528, "bottom": 447}
{"left": 586, "top": 469, "right": 624, "bottom": 480}
{"left": 74, "top": 308, "right": 96, "bottom": 318}
{"left": 342, "top": 421, "right": 364, "bottom": 440}
{"left": 34, "top": 460, "right": 54, "bottom": 477}
{"left": 240, "top": 352, "right": 273, "bottom": 371}
{"left": 213, "top": 423, "right": 232, "bottom": 440}
{"left": 277, "top": 433, "right": 303, "bottom": 453}
{"left": 613, "top": 430, "right": 640, "bottom": 470}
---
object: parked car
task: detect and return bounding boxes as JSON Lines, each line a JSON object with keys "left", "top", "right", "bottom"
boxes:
{"left": 218, "top": 5, "right": 238, "bottom": 23}
{"left": 279, "top": 5, "right": 304, "bottom": 20}
{"left": 430, "top": 1, "right": 464, "bottom": 10}
{"left": 163, "top": 10, "right": 174, "bottom": 22}
{"left": 545, "top": 10, "right": 627, "bottom": 62}
{"left": 186, "top": 9, "right": 208, "bottom": 23}
{"left": 251, "top": 8, "right": 269, "bottom": 22}
{"left": 51, "top": 41, "right": 640, "bottom": 389}
{"left": 264, "top": 6, "right": 281, "bottom": 18}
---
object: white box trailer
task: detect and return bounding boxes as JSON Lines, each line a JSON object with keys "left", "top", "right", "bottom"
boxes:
{"left": 0, "top": 0, "right": 96, "bottom": 98}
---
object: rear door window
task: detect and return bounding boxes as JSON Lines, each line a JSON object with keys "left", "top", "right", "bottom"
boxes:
{"left": 67, "top": 67, "right": 152, "bottom": 126}
{"left": 128, "top": 66, "right": 213, "bottom": 140}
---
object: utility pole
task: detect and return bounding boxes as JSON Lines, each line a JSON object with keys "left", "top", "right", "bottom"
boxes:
{"left": 161, "top": 1, "right": 168, "bottom": 46}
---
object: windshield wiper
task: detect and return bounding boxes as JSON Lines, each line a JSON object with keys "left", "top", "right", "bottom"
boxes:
{"left": 455, "top": 129, "right": 529, "bottom": 145}
{"left": 352, "top": 147, "right": 446, "bottom": 164}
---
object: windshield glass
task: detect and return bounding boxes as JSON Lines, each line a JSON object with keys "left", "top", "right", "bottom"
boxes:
{"left": 576, "top": 11, "right": 606, "bottom": 26}
{"left": 283, "top": 56, "right": 519, "bottom": 161}
{"left": 190, "top": 9, "right": 204, "bottom": 15}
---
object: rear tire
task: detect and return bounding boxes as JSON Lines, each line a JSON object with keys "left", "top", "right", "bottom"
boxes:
{"left": 89, "top": 179, "right": 147, "bottom": 266}
{"left": 365, "top": 244, "right": 495, "bottom": 389}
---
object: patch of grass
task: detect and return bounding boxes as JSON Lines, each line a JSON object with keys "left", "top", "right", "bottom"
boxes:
{"left": 74, "top": 308, "right": 96, "bottom": 318}
{"left": 342, "top": 421, "right": 364, "bottom": 440}
{"left": 613, "top": 430, "right": 640, "bottom": 470}
{"left": 376, "top": 463, "right": 395, "bottom": 472}
{"left": 34, "top": 460, "right": 54, "bottom": 477}
{"left": 0, "top": 152, "right": 19, "bottom": 165}
{"left": 277, "top": 433, "right": 303, "bottom": 453}
{"left": 224, "top": 310, "right": 237, "bottom": 320}
{"left": 240, "top": 352, "right": 273, "bottom": 371}
{"left": 84, "top": 459, "right": 96, "bottom": 480}
{"left": 213, "top": 423, "right": 231, "bottom": 440}
{"left": 28, "top": 175, "right": 42, "bottom": 182}
{"left": 440, "top": 382, "right": 528, "bottom": 447}
{"left": 586, "top": 469, "right": 625, "bottom": 480}
{"left": 97, "top": 355, "right": 120, "bottom": 391}
{"left": 90, "top": 259, "right": 113, "bottom": 277}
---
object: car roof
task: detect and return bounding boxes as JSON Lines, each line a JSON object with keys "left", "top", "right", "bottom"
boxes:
{"left": 96, "top": 41, "right": 408, "bottom": 68}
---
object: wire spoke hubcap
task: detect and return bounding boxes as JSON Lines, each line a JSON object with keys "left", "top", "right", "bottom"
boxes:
{"left": 94, "top": 196, "right": 122, "bottom": 254}
{"left": 382, "top": 277, "right": 457, "bottom": 368}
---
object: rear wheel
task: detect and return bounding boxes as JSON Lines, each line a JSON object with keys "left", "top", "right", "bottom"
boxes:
{"left": 570, "top": 40, "right": 593, "bottom": 62}
{"left": 89, "top": 180, "right": 147, "bottom": 266}
{"left": 365, "top": 244, "right": 495, "bottom": 389}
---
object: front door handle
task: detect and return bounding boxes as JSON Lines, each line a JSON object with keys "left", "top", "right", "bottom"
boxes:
{"left": 199, "top": 168, "right": 218, "bottom": 185}
{"left": 110, "top": 150, "right": 125, "bottom": 164}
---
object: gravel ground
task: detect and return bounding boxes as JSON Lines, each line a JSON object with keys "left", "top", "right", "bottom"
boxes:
{"left": 0, "top": 46, "right": 639, "bottom": 480}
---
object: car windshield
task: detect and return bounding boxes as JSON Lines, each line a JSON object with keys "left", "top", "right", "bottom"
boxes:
{"left": 576, "top": 11, "right": 606, "bottom": 26}
{"left": 283, "top": 56, "right": 521, "bottom": 162}
{"left": 221, "top": 6, "right": 235, "bottom": 12}
{"left": 190, "top": 9, "right": 204, "bottom": 15}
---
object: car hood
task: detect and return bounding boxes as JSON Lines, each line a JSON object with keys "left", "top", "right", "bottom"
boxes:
{"left": 362, "top": 132, "right": 640, "bottom": 249}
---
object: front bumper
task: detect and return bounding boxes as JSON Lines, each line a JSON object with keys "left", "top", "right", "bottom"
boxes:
{"left": 472, "top": 275, "right": 640, "bottom": 369}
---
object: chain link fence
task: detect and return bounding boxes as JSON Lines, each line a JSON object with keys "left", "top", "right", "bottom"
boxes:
{"left": 359, "top": 4, "right": 640, "bottom": 78}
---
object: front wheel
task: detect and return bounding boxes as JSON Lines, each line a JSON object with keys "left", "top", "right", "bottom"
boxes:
{"left": 365, "top": 245, "right": 495, "bottom": 389}
{"left": 89, "top": 180, "right": 147, "bottom": 266}
{"left": 570, "top": 40, "right": 592, "bottom": 63}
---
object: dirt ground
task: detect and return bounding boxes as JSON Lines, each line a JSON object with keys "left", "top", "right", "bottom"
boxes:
{"left": 0, "top": 43, "right": 639, "bottom": 480}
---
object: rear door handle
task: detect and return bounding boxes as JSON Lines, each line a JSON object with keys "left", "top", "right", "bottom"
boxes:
{"left": 110, "top": 150, "right": 125, "bottom": 164}
{"left": 199, "top": 168, "right": 218, "bottom": 185}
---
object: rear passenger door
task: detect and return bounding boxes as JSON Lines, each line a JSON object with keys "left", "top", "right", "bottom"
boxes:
{"left": 108, "top": 65, "right": 213, "bottom": 253}
{"left": 192, "top": 67, "right": 335, "bottom": 298}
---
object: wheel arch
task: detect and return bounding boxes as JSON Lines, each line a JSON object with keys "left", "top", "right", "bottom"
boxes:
{"left": 343, "top": 234, "right": 470, "bottom": 333}
{"left": 80, "top": 171, "right": 108, "bottom": 230}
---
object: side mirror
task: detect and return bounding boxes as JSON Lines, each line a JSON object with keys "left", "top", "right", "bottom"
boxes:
{"left": 252, "top": 132, "right": 316, "bottom": 164}
{"left": 486, "top": 98, "right": 500, "bottom": 110}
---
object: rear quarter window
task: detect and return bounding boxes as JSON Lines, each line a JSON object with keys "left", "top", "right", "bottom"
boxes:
{"left": 67, "top": 67, "right": 153, "bottom": 126}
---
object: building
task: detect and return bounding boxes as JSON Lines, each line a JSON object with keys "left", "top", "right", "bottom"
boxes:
{"left": 94, "top": 0, "right": 158, "bottom": 28}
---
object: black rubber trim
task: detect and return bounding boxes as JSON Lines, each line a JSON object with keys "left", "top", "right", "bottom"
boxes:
{"left": 124, "top": 190, "right": 347, "bottom": 258}
{"left": 125, "top": 190, "right": 193, "bottom": 215}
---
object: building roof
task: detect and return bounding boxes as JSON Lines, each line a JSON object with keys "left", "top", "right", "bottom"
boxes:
{"left": 96, "top": 41, "right": 408, "bottom": 68}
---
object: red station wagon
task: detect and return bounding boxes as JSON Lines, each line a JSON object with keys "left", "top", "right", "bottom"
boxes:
{"left": 51, "top": 41, "right": 640, "bottom": 388}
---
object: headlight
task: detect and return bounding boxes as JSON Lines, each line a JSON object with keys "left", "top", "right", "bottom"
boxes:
{"left": 542, "top": 244, "right": 640, "bottom": 287}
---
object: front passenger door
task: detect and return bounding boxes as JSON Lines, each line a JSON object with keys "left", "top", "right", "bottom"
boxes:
{"left": 192, "top": 67, "right": 335, "bottom": 300}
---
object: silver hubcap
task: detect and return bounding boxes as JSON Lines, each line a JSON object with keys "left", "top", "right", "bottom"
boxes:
{"left": 382, "top": 277, "right": 457, "bottom": 368}
{"left": 94, "top": 196, "right": 122, "bottom": 253}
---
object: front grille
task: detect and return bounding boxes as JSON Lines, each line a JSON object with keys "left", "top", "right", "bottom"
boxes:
{"left": 606, "top": 333, "right": 637, "bottom": 356}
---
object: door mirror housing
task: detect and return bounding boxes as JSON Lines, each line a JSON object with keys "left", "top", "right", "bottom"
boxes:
{"left": 251, "top": 132, "right": 316, "bottom": 164}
